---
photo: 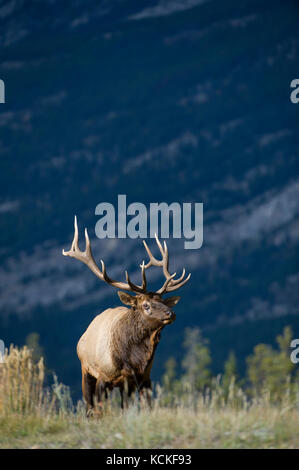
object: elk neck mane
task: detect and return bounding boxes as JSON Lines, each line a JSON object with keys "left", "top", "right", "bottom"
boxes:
{"left": 110, "top": 306, "right": 163, "bottom": 377}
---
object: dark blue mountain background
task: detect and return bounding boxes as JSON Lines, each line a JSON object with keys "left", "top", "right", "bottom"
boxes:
{"left": 0, "top": 0, "right": 298, "bottom": 399}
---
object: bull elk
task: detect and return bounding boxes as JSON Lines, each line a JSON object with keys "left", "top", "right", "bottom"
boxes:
{"left": 62, "top": 216, "right": 191, "bottom": 414}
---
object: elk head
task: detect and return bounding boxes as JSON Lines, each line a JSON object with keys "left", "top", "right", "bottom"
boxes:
{"left": 62, "top": 216, "right": 191, "bottom": 327}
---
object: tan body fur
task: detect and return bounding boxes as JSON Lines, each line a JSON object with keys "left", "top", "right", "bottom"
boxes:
{"left": 77, "top": 307, "right": 128, "bottom": 382}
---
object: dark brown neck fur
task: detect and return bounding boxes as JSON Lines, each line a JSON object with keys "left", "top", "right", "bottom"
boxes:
{"left": 111, "top": 306, "right": 164, "bottom": 380}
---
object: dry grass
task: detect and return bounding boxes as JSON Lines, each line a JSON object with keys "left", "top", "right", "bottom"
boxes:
{"left": 0, "top": 345, "right": 45, "bottom": 414}
{"left": 0, "top": 345, "right": 298, "bottom": 449}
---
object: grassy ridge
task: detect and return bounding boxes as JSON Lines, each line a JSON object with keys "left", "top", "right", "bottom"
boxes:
{"left": 0, "top": 345, "right": 299, "bottom": 449}
{"left": 1, "top": 405, "right": 299, "bottom": 449}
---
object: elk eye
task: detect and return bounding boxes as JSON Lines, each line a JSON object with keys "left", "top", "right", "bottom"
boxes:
{"left": 143, "top": 302, "right": 151, "bottom": 313}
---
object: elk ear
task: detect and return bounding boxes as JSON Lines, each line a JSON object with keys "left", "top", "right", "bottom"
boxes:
{"left": 117, "top": 291, "right": 136, "bottom": 306}
{"left": 164, "top": 296, "right": 180, "bottom": 307}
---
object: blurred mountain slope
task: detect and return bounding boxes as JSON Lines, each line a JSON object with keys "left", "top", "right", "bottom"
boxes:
{"left": 0, "top": 0, "right": 298, "bottom": 397}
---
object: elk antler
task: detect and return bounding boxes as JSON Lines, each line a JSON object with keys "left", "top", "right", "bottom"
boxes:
{"left": 62, "top": 216, "right": 147, "bottom": 293}
{"left": 62, "top": 216, "right": 191, "bottom": 295}
{"left": 143, "top": 234, "right": 191, "bottom": 294}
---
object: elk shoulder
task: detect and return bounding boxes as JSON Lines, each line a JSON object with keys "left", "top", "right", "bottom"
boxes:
{"left": 77, "top": 307, "right": 128, "bottom": 381}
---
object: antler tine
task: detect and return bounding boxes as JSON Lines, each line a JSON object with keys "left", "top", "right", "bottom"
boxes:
{"left": 143, "top": 240, "right": 157, "bottom": 268}
{"left": 62, "top": 215, "right": 77, "bottom": 255}
{"left": 99, "top": 259, "right": 112, "bottom": 283}
{"left": 163, "top": 272, "right": 191, "bottom": 292}
{"left": 156, "top": 272, "right": 177, "bottom": 295}
{"left": 125, "top": 270, "right": 146, "bottom": 293}
{"left": 140, "top": 261, "right": 147, "bottom": 291}
{"left": 156, "top": 268, "right": 187, "bottom": 294}
{"left": 62, "top": 216, "right": 147, "bottom": 294}
{"left": 142, "top": 234, "right": 190, "bottom": 295}
{"left": 72, "top": 215, "right": 79, "bottom": 250}
{"left": 84, "top": 227, "right": 91, "bottom": 256}
{"left": 168, "top": 268, "right": 186, "bottom": 285}
{"left": 62, "top": 215, "right": 86, "bottom": 263}
{"left": 143, "top": 234, "right": 169, "bottom": 277}
{"left": 155, "top": 233, "right": 165, "bottom": 255}
{"left": 163, "top": 240, "right": 169, "bottom": 270}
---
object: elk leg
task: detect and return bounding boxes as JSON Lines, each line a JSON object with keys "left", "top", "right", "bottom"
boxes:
{"left": 95, "top": 378, "right": 108, "bottom": 410}
{"left": 139, "top": 379, "right": 152, "bottom": 408}
{"left": 120, "top": 387, "right": 126, "bottom": 410}
{"left": 120, "top": 380, "right": 135, "bottom": 410}
{"left": 82, "top": 370, "right": 97, "bottom": 416}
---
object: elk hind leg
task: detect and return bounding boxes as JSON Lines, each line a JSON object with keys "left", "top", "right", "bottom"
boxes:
{"left": 95, "top": 378, "right": 109, "bottom": 414}
{"left": 120, "top": 380, "right": 135, "bottom": 410}
{"left": 139, "top": 379, "right": 152, "bottom": 408}
{"left": 82, "top": 368, "right": 97, "bottom": 417}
